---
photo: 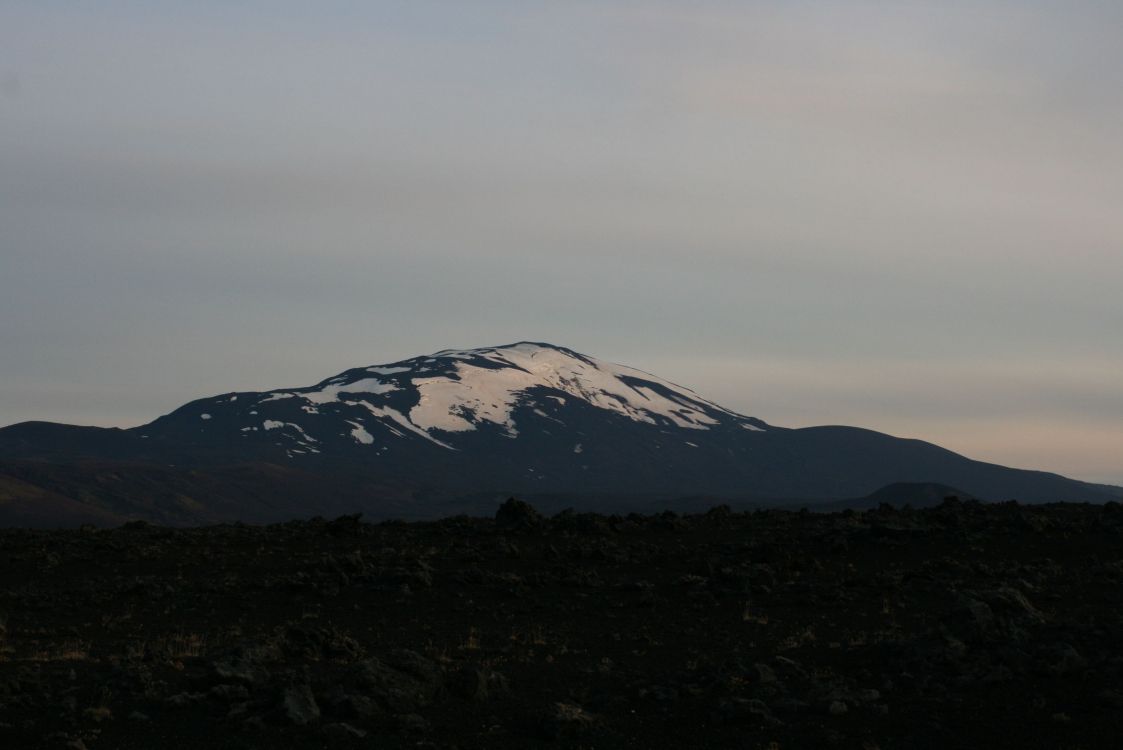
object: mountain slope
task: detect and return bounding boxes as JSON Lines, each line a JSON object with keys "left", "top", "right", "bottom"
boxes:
{"left": 0, "top": 342, "right": 1116, "bottom": 524}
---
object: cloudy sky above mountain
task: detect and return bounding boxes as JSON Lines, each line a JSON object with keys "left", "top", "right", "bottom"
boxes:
{"left": 2, "top": 2, "right": 1121, "bottom": 483}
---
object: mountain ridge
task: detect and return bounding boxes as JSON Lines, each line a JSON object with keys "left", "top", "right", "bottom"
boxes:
{"left": 0, "top": 342, "right": 1117, "bottom": 525}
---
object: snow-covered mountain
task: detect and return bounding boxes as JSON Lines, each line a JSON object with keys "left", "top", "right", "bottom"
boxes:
{"left": 157, "top": 342, "right": 768, "bottom": 458}
{"left": 0, "top": 342, "right": 1117, "bottom": 524}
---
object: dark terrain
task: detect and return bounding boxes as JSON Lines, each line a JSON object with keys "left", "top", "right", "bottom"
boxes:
{"left": 4, "top": 345, "right": 1117, "bottom": 528}
{"left": 3, "top": 498, "right": 1123, "bottom": 749}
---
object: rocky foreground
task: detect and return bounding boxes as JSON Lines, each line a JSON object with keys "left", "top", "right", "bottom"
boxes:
{"left": 2, "top": 499, "right": 1122, "bottom": 749}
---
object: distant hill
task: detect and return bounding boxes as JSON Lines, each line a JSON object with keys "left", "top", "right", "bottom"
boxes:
{"left": 811, "top": 482, "right": 976, "bottom": 512}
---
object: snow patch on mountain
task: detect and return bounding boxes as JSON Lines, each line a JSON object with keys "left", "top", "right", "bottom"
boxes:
{"left": 287, "top": 423, "right": 317, "bottom": 443}
{"left": 409, "top": 373, "right": 524, "bottom": 436}
{"left": 349, "top": 401, "right": 455, "bottom": 450}
{"left": 347, "top": 421, "right": 374, "bottom": 445}
{"left": 406, "top": 343, "right": 736, "bottom": 437}
{"left": 297, "top": 378, "right": 399, "bottom": 405}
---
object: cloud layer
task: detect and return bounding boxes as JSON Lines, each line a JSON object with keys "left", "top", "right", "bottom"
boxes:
{"left": 2, "top": 2, "right": 1121, "bottom": 483}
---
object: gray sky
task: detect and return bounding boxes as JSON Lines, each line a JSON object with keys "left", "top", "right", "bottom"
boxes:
{"left": 2, "top": 1, "right": 1121, "bottom": 484}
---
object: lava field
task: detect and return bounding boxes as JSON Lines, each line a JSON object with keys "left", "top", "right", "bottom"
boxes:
{"left": 2, "top": 498, "right": 1123, "bottom": 749}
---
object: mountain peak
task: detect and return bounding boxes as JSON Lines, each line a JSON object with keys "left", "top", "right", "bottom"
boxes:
{"left": 301, "top": 342, "right": 763, "bottom": 444}
{"left": 145, "top": 343, "right": 767, "bottom": 461}
{"left": 430, "top": 341, "right": 571, "bottom": 357}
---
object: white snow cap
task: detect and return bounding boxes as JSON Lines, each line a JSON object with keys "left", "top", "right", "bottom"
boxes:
{"left": 240, "top": 343, "right": 764, "bottom": 450}
{"left": 407, "top": 342, "right": 758, "bottom": 435}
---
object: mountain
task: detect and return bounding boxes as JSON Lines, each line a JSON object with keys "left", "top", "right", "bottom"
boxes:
{"left": 0, "top": 342, "right": 1116, "bottom": 525}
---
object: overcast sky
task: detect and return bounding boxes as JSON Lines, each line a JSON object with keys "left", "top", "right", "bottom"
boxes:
{"left": 2, "top": 1, "right": 1121, "bottom": 484}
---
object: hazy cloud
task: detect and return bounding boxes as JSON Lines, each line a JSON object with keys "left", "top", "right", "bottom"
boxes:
{"left": 1, "top": 1, "right": 1121, "bottom": 483}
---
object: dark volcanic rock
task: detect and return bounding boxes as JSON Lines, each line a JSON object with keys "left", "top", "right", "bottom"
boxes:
{"left": 1, "top": 501, "right": 1122, "bottom": 748}
{"left": 348, "top": 651, "right": 442, "bottom": 715}
{"left": 282, "top": 682, "right": 321, "bottom": 726}
{"left": 448, "top": 666, "right": 490, "bottom": 701}
{"left": 717, "top": 697, "right": 781, "bottom": 726}
{"left": 537, "top": 702, "right": 598, "bottom": 739}
{"left": 495, "top": 498, "right": 543, "bottom": 529}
